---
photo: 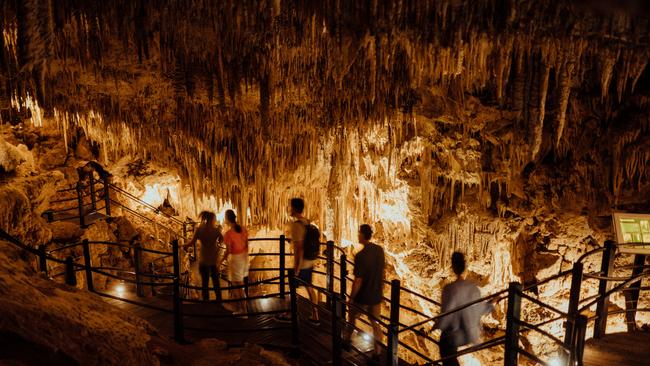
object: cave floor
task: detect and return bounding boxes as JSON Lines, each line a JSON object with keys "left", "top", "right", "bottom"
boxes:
{"left": 583, "top": 331, "right": 650, "bottom": 366}
{"left": 99, "top": 288, "right": 391, "bottom": 365}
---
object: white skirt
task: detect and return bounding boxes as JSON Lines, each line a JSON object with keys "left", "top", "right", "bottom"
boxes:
{"left": 229, "top": 253, "right": 249, "bottom": 283}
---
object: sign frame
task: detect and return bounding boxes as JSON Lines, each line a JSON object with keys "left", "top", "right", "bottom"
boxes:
{"left": 612, "top": 212, "right": 650, "bottom": 254}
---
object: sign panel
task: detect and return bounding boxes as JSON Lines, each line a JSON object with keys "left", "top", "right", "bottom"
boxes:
{"left": 613, "top": 212, "right": 650, "bottom": 254}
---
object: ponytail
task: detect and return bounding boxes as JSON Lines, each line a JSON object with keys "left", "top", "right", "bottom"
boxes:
{"left": 225, "top": 209, "right": 242, "bottom": 233}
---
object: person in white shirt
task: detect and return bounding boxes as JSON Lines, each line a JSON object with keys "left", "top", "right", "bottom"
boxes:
{"left": 435, "top": 252, "right": 494, "bottom": 366}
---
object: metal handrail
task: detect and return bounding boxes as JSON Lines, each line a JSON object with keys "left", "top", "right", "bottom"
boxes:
{"left": 400, "top": 289, "right": 508, "bottom": 333}
{"left": 514, "top": 319, "right": 570, "bottom": 351}
{"left": 110, "top": 199, "right": 181, "bottom": 237}
{"left": 579, "top": 270, "right": 650, "bottom": 312}
{"left": 424, "top": 336, "right": 506, "bottom": 366}
{"left": 108, "top": 183, "right": 186, "bottom": 226}
{"left": 518, "top": 291, "right": 568, "bottom": 317}
{"left": 577, "top": 247, "right": 606, "bottom": 263}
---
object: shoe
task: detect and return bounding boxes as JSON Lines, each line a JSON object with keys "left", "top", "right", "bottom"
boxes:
{"left": 274, "top": 314, "right": 292, "bottom": 323}
{"left": 367, "top": 354, "right": 381, "bottom": 366}
{"left": 341, "top": 341, "right": 352, "bottom": 352}
{"left": 307, "top": 317, "right": 320, "bottom": 326}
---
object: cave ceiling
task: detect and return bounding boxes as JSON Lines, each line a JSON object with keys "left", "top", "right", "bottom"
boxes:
{"left": 1, "top": 0, "right": 649, "bottom": 219}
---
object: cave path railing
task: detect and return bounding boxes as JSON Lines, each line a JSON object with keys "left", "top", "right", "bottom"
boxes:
{"left": 43, "top": 161, "right": 197, "bottom": 257}
{"left": 4, "top": 220, "right": 650, "bottom": 366}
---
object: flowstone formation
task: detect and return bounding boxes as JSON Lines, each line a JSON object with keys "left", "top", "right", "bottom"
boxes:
{"left": 1, "top": 0, "right": 650, "bottom": 364}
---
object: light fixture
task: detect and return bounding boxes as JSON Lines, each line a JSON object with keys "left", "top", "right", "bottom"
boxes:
{"left": 115, "top": 281, "right": 126, "bottom": 296}
{"left": 548, "top": 357, "right": 563, "bottom": 366}
{"left": 362, "top": 332, "right": 372, "bottom": 342}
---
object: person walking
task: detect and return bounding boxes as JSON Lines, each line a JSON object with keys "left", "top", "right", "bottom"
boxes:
{"left": 343, "top": 224, "right": 385, "bottom": 363}
{"left": 183, "top": 211, "right": 223, "bottom": 301}
{"left": 276, "top": 198, "right": 321, "bottom": 325}
{"left": 219, "top": 209, "right": 249, "bottom": 315}
{"left": 435, "top": 252, "right": 494, "bottom": 366}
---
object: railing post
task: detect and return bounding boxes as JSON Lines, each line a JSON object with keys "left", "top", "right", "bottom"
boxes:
{"left": 387, "top": 279, "right": 400, "bottom": 366}
{"left": 134, "top": 241, "right": 144, "bottom": 297}
{"left": 82, "top": 239, "right": 94, "bottom": 292}
{"left": 76, "top": 181, "right": 86, "bottom": 227}
{"left": 289, "top": 270, "right": 300, "bottom": 353}
{"left": 564, "top": 261, "right": 583, "bottom": 364}
{"left": 279, "top": 235, "right": 286, "bottom": 298}
{"left": 42, "top": 210, "right": 54, "bottom": 223}
{"left": 594, "top": 240, "right": 616, "bottom": 338}
{"left": 37, "top": 244, "right": 48, "bottom": 276}
{"left": 102, "top": 174, "right": 111, "bottom": 217}
{"left": 573, "top": 314, "right": 588, "bottom": 366}
{"left": 172, "top": 239, "right": 184, "bottom": 342}
{"left": 326, "top": 240, "right": 335, "bottom": 306}
{"left": 340, "top": 254, "right": 347, "bottom": 321}
{"left": 504, "top": 282, "right": 522, "bottom": 366}
{"left": 89, "top": 173, "right": 97, "bottom": 211}
{"left": 64, "top": 256, "right": 77, "bottom": 286}
{"left": 331, "top": 294, "right": 343, "bottom": 366}
{"left": 625, "top": 253, "right": 646, "bottom": 331}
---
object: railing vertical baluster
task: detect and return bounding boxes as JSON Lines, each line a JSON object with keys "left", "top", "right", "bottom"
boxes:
{"left": 102, "top": 174, "right": 111, "bottom": 217}
{"left": 89, "top": 173, "right": 97, "bottom": 211}
{"left": 82, "top": 239, "right": 94, "bottom": 292}
{"left": 76, "top": 181, "right": 86, "bottom": 227}
{"left": 504, "top": 282, "right": 522, "bottom": 366}
{"left": 279, "top": 235, "right": 286, "bottom": 298}
{"left": 564, "top": 262, "right": 583, "bottom": 364}
{"left": 574, "top": 314, "right": 588, "bottom": 366}
{"left": 172, "top": 239, "right": 184, "bottom": 342}
{"left": 331, "top": 294, "right": 342, "bottom": 366}
{"left": 289, "top": 270, "right": 300, "bottom": 351}
{"left": 326, "top": 240, "right": 334, "bottom": 306}
{"left": 387, "top": 279, "right": 400, "bottom": 366}
{"left": 594, "top": 240, "right": 616, "bottom": 338}
{"left": 43, "top": 210, "right": 54, "bottom": 223}
{"left": 134, "top": 241, "right": 144, "bottom": 297}
{"left": 340, "top": 254, "right": 347, "bottom": 321}
{"left": 625, "top": 253, "right": 646, "bottom": 331}
{"left": 37, "top": 244, "right": 48, "bottom": 277}
{"left": 64, "top": 256, "right": 77, "bottom": 286}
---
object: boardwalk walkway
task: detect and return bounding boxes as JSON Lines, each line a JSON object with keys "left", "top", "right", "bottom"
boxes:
{"left": 102, "top": 287, "right": 389, "bottom": 365}
{"left": 583, "top": 331, "right": 650, "bottom": 366}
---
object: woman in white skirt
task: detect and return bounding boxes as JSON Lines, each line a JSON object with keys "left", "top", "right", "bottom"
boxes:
{"left": 220, "top": 209, "right": 249, "bottom": 314}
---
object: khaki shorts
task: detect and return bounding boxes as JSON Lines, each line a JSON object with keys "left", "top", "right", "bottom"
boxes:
{"left": 229, "top": 253, "right": 249, "bottom": 283}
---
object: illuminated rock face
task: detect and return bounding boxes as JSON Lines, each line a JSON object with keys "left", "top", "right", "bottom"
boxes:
{"left": 1, "top": 1, "right": 649, "bottom": 364}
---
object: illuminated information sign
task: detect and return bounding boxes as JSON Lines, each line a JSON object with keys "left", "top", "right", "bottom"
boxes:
{"left": 613, "top": 212, "right": 650, "bottom": 254}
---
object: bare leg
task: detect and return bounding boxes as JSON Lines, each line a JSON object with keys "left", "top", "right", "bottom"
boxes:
{"left": 369, "top": 304, "right": 382, "bottom": 356}
{"left": 232, "top": 282, "right": 246, "bottom": 313}
{"left": 343, "top": 303, "right": 360, "bottom": 342}
{"left": 307, "top": 286, "right": 319, "bottom": 320}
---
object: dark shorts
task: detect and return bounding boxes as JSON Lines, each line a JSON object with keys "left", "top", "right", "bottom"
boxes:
{"left": 297, "top": 267, "right": 313, "bottom": 286}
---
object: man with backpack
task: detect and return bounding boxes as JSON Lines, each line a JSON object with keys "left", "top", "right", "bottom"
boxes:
{"left": 276, "top": 198, "right": 321, "bottom": 324}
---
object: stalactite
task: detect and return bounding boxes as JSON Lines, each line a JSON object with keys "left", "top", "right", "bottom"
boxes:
{"left": 555, "top": 61, "right": 574, "bottom": 149}
{"left": 531, "top": 63, "right": 550, "bottom": 161}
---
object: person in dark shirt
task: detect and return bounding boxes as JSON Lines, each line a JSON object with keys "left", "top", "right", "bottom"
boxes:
{"left": 343, "top": 224, "right": 385, "bottom": 361}
{"left": 183, "top": 211, "right": 223, "bottom": 301}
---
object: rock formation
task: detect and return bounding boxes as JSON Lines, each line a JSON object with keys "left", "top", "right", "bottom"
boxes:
{"left": 1, "top": 0, "right": 649, "bottom": 364}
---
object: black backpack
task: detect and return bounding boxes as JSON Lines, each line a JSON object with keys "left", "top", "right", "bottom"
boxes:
{"left": 301, "top": 221, "right": 321, "bottom": 260}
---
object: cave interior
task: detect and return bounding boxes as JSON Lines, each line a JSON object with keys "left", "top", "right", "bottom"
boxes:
{"left": 0, "top": 1, "right": 650, "bottom": 365}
